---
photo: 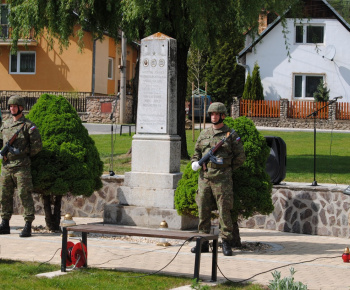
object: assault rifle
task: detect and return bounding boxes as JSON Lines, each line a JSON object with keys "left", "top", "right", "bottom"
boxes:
{"left": 0, "top": 123, "right": 25, "bottom": 161}
{"left": 198, "top": 129, "right": 237, "bottom": 171}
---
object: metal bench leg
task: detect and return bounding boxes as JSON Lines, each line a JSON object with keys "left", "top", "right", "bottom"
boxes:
{"left": 61, "top": 227, "right": 67, "bottom": 272}
{"left": 193, "top": 237, "right": 203, "bottom": 281}
{"left": 82, "top": 232, "right": 88, "bottom": 268}
{"left": 211, "top": 238, "right": 218, "bottom": 282}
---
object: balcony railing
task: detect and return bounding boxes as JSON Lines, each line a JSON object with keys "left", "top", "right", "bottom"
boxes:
{"left": 1, "top": 24, "right": 8, "bottom": 38}
{"left": 0, "top": 26, "right": 35, "bottom": 42}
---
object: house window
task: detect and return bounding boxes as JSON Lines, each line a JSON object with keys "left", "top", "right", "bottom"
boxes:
{"left": 295, "top": 24, "right": 324, "bottom": 44}
{"left": 0, "top": 4, "right": 9, "bottom": 38}
{"left": 10, "top": 51, "right": 36, "bottom": 74}
{"left": 294, "top": 74, "right": 324, "bottom": 99}
{"left": 108, "top": 57, "right": 114, "bottom": 79}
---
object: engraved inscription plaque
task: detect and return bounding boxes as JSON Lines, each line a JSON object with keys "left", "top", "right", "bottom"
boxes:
{"left": 137, "top": 39, "right": 168, "bottom": 134}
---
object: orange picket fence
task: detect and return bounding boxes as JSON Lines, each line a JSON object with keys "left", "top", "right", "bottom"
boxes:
{"left": 239, "top": 100, "right": 350, "bottom": 120}
{"left": 240, "top": 100, "right": 280, "bottom": 118}
{"left": 336, "top": 102, "right": 350, "bottom": 120}
{"left": 288, "top": 101, "right": 328, "bottom": 119}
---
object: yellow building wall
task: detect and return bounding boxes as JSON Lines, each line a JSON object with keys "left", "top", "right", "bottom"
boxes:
{"left": 0, "top": 29, "right": 93, "bottom": 92}
{"left": 107, "top": 38, "right": 117, "bottom": 95}
{"left": 0, "top": 8, "right": 138, "bottom": 96}
{"left": 95, "top": 39, "right": 109, "bottom": 95}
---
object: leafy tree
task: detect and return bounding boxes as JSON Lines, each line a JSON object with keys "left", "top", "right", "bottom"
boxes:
{"left": 175, "top": 116, "right": 273, "bottom": 246}
{"left": 204, "top": 31, "right": 245, "bottom": 107}
{"left": 242, "top": 73, "right": 252, "bottom": 100}
{"left": 6, "top": 0, "right": 300, "bottom": 159}
{"left": 328, "top": 0, "right": 350, "bottom": 23}
{"left": 187, "top": 47, "right": 208, "bottom": 101}
{"left": 250, "top": 63, "right": 264, "bottom": 100}
{"left": 27, "top": 94, "right": 103, "bottom": 231}
{"left": 313, "top": 80, "right": 330, "bottom": 102}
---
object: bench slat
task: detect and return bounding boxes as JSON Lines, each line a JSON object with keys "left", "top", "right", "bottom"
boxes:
{"left": 66, "top": 224, "right": 217, "bottom": 241}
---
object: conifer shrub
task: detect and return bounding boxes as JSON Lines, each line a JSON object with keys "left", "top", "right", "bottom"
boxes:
{"left": 174, "top": 116, "right": 273, "bottom": 223}
{"left": 242, "top": 73, "right": 252, "bottom": 100}
{"left": 250, "top": 63, "right": 264, "bottom": 100}
{"left": 27, "top": 94, "right": 103, "bottom": 230}
{"left": 313, "top": 80, "right": 330, "bottom": 102}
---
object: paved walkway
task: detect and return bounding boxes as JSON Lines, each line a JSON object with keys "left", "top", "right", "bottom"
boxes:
{"left": 83, "top": 122, "right": 350, "bottom": 135}
{"left": 1, "top": 215, "right": 350, "bottom": 289}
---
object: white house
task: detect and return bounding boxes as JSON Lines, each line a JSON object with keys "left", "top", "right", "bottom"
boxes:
{"left": 237, "top": 0, "right": 350, "bottom": 102}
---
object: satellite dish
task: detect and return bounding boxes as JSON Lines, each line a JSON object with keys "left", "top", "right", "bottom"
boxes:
{"left": 322, "top": 45, "right": 336, "bottom": 61}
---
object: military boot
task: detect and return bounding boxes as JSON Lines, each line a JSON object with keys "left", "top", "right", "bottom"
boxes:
{"left": 0, "top": 219, "right": 10, "bottom": 234}
{"left": 20, "top": 221, "right": 32, "bottom": 238}
{"left": 191, "top": 240, "right": 210, "bottom": 253}
{"left": 222, "top": 240, "right": 233, "bottom": 256}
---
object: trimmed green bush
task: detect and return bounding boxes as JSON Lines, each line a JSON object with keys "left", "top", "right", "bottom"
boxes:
{"left": 174, "top": 116, "right": 273, "bottom": 236}
{"left": 27, "top": 94, "right": 103, "bottom": 230}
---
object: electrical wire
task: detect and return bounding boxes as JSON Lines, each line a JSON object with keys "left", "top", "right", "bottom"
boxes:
{"left": 97, "top": 238, "right": 193, "bottom": 279}
{"left": 90, "top": 248, "right": 163, "bottom": 267}
{"left": 38, "top": 248, "right": 61, "bottom": 267}
{"left": 39, "top": 237, "right": 341, "bottom": 285}
{"left": 216, "top": 254, "right": 340, "bottom": 284}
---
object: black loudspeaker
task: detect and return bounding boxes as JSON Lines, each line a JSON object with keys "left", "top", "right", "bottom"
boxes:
{"left": 264, "top": 136, "right": 287, "bottom": 184}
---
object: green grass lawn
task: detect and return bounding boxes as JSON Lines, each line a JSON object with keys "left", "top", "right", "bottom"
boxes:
{"left": 91, "top": 129, "right": 350, "bottom": 184}
{"left": 0, "top": 259, "right": 264, "bottom": 289}
{"left": 261, "top": 130, "right": 350, "bottom": 184}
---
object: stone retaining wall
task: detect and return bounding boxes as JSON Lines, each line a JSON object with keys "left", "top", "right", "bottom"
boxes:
{"left": 13, "top": 175, "right": 124, "bottom": 218}
{"left": 82, "top": 95, "right": 134, "bottom": 124}
{"left": 11, "top": 177, "right": 350, "bottom": 238}
{"left": 0, "top": 93, "right": 134, "bottom": 124}
{"left": 239, "top": 183, "right": 350, "bottom": 238}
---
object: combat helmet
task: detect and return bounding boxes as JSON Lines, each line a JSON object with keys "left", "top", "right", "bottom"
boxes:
{"left": 207, "top": 102, "right": 227, "bottom": 115}
{"left": 8, "top": 95, "right": 25, "bottom": 108}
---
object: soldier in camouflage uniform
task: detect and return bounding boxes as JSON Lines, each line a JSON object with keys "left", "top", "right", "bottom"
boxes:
{"left": 191, "top": 102, "right": 246, "bottom": 256}
{"left": 0, "top": 95, "right": 42, "bottom": 237}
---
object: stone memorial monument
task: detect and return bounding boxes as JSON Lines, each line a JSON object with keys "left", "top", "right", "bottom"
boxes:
{"left": 104, "top": 32, "right": 197, "bottom": 229}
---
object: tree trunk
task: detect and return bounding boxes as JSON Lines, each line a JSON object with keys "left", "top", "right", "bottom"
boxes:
{"left": 231, "top": 221, "right": 242, "bottom": 247}
{"left": 43, "top": 194, "right": 63, "bottom": 232}
{"left": 177, "top": 43, "right": 190, "bottom": 159}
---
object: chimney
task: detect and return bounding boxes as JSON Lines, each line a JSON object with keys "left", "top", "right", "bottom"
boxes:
{"left": 258, "top": 11, "right": 268, "bottom": 34}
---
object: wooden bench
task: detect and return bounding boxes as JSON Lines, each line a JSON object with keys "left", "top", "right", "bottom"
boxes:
{"left": 119, "top": 124, "right": 135, "bottom": 136}
{"left": 61, "top": 224, "right": 218, "bottom": 281}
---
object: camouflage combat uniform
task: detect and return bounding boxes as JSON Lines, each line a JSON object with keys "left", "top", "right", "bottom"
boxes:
{"left": 191, "top": 124, "right": 246, "bottom": 241}
{"left": 0, "top": 115, "right": 42, "bottom": 222}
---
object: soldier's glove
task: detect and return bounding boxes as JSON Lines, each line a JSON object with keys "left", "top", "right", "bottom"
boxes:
{"left": 191, "top": 161, "right": 201, "bottom": 171}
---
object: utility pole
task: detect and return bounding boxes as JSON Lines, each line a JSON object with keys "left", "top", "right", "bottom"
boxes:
{"left": 119, "top": 31, "right": 127, "bottom": 124}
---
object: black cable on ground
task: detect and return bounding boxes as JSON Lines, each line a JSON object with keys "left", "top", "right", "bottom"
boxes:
{"left": 96, "top": 238, "right": 193, "bottom": 278}
{"left": 38, "top": 236, "right": 340, "bottom": 286}
{"left": 38, "top": 248, "right": 61, "bottom": 267}
{"left": 216, "top": 252, "right": 340, "bottom": 284}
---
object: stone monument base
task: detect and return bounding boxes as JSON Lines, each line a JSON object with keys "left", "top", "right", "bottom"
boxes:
{"left": 103, "top": 204, "right": 198, "bottom": 230}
